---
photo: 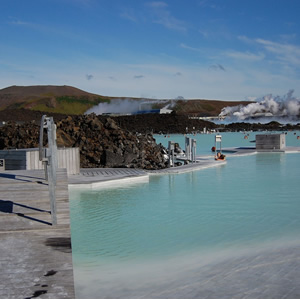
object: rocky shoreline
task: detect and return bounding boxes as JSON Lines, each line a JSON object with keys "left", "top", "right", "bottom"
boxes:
{"left": 1, "top": 109, "right": 299, "bottom": 133}
{"left": 1, "top": 111, "right": 299, "bottom": 170}
{"left": 0, "top": 114, "right": 168, "bottom": 170}
{"left": 110, "top": 114, "right": 300, "bottom": 133}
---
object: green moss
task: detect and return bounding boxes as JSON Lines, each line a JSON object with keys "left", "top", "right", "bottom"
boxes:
{"left": 30, "top": 96, "right": 111, "bottom": 115}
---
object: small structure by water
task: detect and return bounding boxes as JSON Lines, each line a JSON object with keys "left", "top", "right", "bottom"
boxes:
{"left": 256, "top": 133, "right": 286, "bottom": 150}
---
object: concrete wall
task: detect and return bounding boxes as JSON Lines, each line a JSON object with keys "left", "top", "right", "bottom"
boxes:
{"left": 256, "top": 134, "right": 286, "bottom": 150}
{"left": 0, "top": 148, "right": 80, "bottom": 175}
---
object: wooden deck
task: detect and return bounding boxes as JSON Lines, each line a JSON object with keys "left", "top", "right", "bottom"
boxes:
{"left": 0, "top": 169, "right": 75, "bottom": 299}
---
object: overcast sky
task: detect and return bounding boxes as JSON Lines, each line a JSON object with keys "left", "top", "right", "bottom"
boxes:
{"left": 1, "top": 0, "right": 300, "bottom": 100}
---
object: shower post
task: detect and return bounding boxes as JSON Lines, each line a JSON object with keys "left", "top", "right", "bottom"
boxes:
{"left": 215, "top": 135, "right": 222, "bottom": 154}
{"left": 192, "top": 139, "right": 197, "bottom": 163}
{"left": 168, "top": 141, "right": 175, "bottom": 167}
{"left": 185, "top": 136, "right": 192, "bottom": 161}
{"left": 39, "top": 115, "right": 58, "bottom": 225}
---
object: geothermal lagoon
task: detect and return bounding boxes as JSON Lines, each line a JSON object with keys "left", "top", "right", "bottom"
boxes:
{"left": 69, "top": 131, "right": 300, "bottom": 298}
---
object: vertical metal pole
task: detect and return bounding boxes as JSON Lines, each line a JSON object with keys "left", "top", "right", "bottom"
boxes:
{"left": 168, "top": 141, "right": 171, "bottom": 167}
{"left": 195, "top": 139, "right": 197, "bottom": 162}
{"left": 39, "top": 115, "right": 48, "bottom": 180}
{"left": 39, "top": 115, "right": 58, "bottom": 226}
{"left": 168, "top": 141, "right": 175, "bottom": 167}
{"left": 47, "top": 117, "right": 57, "bottom": 225}
{"left": 185, "top": 137, "right": 192, "bottom": 160}
{"left": 50, "top": 120, "right": 57, "bottom": 184}
{"left": 215, "top": 135, "right": 222, "bottom": 155}
{"left": 47, "top": 165, "right": 57, "bottom": 225}
{"left": 172, "top": 145, "right": 174, "bottom": 167}
{"left": 188, "top": 138, "right": 191, "bottom": 160}
{"left": 39, "top": 115, "right": 46, "bottom": 161}
{"left": 193, "top": 142, "right": 194, "bottom": 162}
{"left": 191, "top": 139, "right": 194, "bottom": 163}
{"left": 192, "top": 139, "right": 196, "bottom": 163}
{"left": 189, "top": 137, "right": 192, "bottom": 160}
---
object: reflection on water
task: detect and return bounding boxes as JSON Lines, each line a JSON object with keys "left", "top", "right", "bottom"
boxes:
{"left": 69, "top": 132, "right": 300, "bottom": 298}
{"left": 74, "top": 237, "right": 300, "bottom": 298}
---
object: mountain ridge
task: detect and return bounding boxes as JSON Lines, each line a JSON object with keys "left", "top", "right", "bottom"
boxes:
{"left": 0, "top": 85, "right": 110, "bottom": 114}
{"left": 0, "top": 85, "right": 252, "bottom": 116}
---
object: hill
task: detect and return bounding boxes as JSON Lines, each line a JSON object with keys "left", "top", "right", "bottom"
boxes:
{"left": 171, "top": 99, "right": 252, "bottom": 116}
{"left": 0, "top": 85, "right": 110, "bottom": 115}
{"left": 0, "top": 85, "right": 252, "bottom": 117}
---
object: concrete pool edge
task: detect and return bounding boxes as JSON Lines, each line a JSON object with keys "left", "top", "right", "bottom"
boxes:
{"left": 68, "top": 146, "right": 300, "bottom": 187}
{"left": 68, "top": 160, "right": 227, "bottom": 187}
{"left": 69, "top": 173, "right": 149, "bottom": 189}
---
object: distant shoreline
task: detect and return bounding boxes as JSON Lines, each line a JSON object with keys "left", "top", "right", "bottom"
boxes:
{"left": 0, "top": 108, "right": 299, "bottom": 133}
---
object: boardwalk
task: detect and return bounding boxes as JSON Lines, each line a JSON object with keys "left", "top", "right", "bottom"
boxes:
{"left": 0, "top": 169, "right": 75, "bottom": 299}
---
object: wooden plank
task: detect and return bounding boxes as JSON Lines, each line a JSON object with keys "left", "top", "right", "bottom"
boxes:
{"left": 0, "top": 169, "right": 75, "bottom": 299}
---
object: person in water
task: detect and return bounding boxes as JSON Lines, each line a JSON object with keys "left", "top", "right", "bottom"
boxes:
{"left": 215, "top": 152, "right": 226, "bottom": 160}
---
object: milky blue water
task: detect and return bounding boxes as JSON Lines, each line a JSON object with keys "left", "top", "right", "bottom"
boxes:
{"left": 69, "top": 131, "right": 300, "bottom": 298}
{"left": 154, "top": 130, "right": 299, "bottom": 155}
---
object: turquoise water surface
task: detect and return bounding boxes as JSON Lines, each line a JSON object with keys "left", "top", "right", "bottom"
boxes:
{"left": 69, "top": 131, "right": 300, "bottom": 298}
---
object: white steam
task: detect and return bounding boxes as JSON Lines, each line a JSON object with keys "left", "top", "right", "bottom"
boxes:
{"left": 86, "top": 98, "right": 174, "bottom": 115}
{"left": 85, "top": 99, "right": 141, "bottom": 115}
{"left": 219, "top": 90, "right": 300, "bottom": 122}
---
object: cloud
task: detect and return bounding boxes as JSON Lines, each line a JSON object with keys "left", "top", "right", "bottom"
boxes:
{"left": 8, "top": 19, "right": 30, "bottom": 26}
{"left": 147, "top": 1, "right": 168, "bottom": 8}
{"left": 120, "top": 9, "right": 138, "bottom": 23}
{"left": 86, "top": 74, "right": 94, "bottom": 80}
{"left": 238, "top": 36, "right": 300, "bottom": 68}
{"left": 2, "top": 49, "right": 300, "bottom": 102}
{"left": 209, "top": 64, "right": 226, "bottom": 71}
{"left": 255, "top": 38, "right": 300, "bottom": 65}
{"left": 7, "top": 17, "right": 92, "bottom": 45}
{"left": 237, "top": 35, "right": 255, "bottom": 44}
{"left": 198, "top": 0, "right": 222, "bottom": 9}
{"left": 198, "top": 29, "right": 209, "bottom": 38}
{"left": 225, "top": 50, "right": 265, "bottom": 62}
{"left": 180, "top": 43, "right": 202, "bottom": 52}
{"left": 146, "top": 1, "right": 187, "bottom": 32}
{"left": 279, "top": 33, "right": 297, "bottom": 42}
{"left": 60, "top": 0, "right": 94, "bottom": 8}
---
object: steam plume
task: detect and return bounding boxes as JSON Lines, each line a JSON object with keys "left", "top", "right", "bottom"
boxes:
{"left": 219, "top": 90, "right": 300, "bottom": 122}
{"left": 85, "top": 99, "right": 174, "bottom": 115}
{"left": 85, "top": 99, "right": 141, "bottom": 115}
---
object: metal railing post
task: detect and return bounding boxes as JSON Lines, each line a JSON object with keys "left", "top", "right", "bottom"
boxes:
{"left": 191, "top": 139, "right": 197, "bottom": 163}
{"left": 168, "top": 141, "right": 175, "bottom": 167}
{"left": 39, "top": 115, "right": 58, "bottom": 225}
